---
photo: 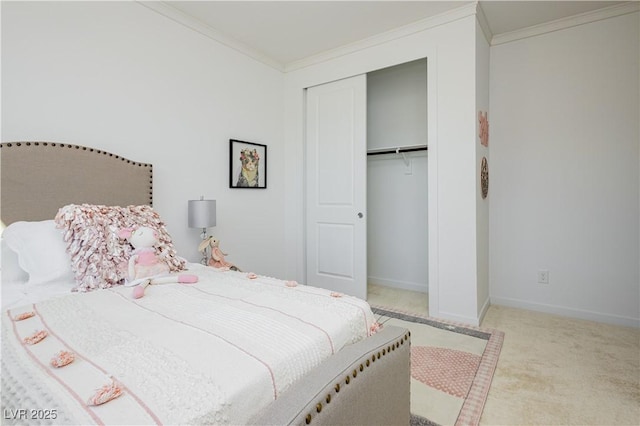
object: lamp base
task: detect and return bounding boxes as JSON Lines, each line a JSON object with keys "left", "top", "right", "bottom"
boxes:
{"left": 200, "top": 229, "right": 208, "bottom": 265}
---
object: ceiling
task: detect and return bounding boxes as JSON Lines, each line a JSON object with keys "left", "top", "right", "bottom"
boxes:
{"left": 163, "top": 1, "right": 627, "bottom": 67}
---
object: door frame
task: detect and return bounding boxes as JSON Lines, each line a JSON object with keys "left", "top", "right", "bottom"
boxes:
{"left": 300, "top": 54, "right": 439, "bottom": 315}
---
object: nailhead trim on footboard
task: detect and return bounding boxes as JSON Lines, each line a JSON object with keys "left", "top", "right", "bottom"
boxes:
{"left": 304, "top": 331, "right": 411, "bottom": 425}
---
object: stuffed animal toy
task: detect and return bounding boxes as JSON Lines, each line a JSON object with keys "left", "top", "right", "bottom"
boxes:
{"left": 119, "top": 226, "right": 198, "bottom": 298}
{"left": 198, "top": 236, "right": 240, "bottom": 271}
{"left": 119, "top": 226, "right": 169, "bottom": 280}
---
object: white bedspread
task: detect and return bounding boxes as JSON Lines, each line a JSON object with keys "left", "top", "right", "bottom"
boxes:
{"left": 2, "top": 264, "right": 376, "bottom": 425}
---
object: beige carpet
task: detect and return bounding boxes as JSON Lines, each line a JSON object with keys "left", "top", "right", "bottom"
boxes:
{"left": 481, "top": 305, "right": 640, "bottom": 425}
{"left": 367, "top": 284, "right": 640, "bottom": 425}
{"left": 368, "top": 283, "right": 428, "bottom": 314}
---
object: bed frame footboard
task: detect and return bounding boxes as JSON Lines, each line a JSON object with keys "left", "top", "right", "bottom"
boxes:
{"left": 250, "top": 325, "right": 411, "bottom": 426}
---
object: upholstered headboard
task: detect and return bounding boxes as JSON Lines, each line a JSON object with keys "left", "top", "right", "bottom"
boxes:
{"left": 1, "top": 142, "right": 153, "bottom": 226}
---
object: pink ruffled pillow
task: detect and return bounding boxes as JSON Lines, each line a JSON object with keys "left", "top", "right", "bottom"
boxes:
{"left": 55, "top": 204, "right": 185, "bottom": 292}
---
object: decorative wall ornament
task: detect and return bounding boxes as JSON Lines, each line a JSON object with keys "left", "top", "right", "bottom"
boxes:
{"left": 478, "top": 111, "right": 489, "bottom": 147}
{"left": 480, "top": 157, "right": 489, "bottom": 199}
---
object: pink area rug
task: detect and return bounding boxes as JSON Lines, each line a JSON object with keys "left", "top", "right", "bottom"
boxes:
{"left": 371, "top": 307, "right": 504, "bottom": 426}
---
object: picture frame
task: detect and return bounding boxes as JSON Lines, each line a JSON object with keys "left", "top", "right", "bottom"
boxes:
{"left": 229, "top": 139, "right": 267, "bottom": 189}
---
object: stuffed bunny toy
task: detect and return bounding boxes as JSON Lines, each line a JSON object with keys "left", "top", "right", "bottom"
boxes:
{"left": 198, "top": 236, "right": 240, "bottom": 271}
{"left": 119, "top": 226, "right": 197, "bottom": 298}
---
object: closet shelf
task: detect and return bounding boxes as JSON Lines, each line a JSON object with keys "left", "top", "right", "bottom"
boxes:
{"left": 366, "top": 145, "right": 428, "bottom": 156}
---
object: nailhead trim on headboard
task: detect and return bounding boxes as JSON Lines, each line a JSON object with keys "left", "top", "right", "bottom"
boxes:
{"left": 0, "top": 141, "right": 154, "bottom": 206}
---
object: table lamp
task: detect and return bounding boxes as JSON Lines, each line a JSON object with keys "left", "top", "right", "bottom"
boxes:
{"left": 188, "top": 196, "right": 216, "bottom": 264}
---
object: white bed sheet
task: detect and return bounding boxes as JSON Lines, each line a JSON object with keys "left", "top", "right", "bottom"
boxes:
{"left": 2, "top": 263, "right": 377, "bottom": 425}
{"left": 1, "top": 280, "right": 74, "bottom": 311}
{"left": 1, "top": 237, "right": 74, "bottom": 310}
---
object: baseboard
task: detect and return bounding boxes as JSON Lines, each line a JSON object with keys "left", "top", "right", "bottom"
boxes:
{"left": 432, "top": 310, "right": 481, "bottom": 327}
{"left": 478, "top": 296, "right": 491, "bottom": 325}
{"left": 426, "top": 296, "right": 491, "bottom": 327}
{"left": 491, "top": 296, "right": 640, "bottom": 328}
{"left": 368, "top": 276, "right": 428, "bottom": 294}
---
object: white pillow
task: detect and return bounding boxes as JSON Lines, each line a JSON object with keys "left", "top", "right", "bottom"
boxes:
{"left": 1, "top": 238, "right": 29, "bottom": 283}
{"left": 2, "top": 220, "right": 74, "bottom": 285}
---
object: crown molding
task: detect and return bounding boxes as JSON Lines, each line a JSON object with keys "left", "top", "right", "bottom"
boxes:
{"left": 137, "top": 1, "right": 285, "bottom": 72}
{"left": 138, "top": 1, "right": 636, "bottom": 73}
{"left": 491, "top": 1, "right": 640, "bottom": 46}
{"left": 284, "top": 2, "right": 478, "bottom": 72}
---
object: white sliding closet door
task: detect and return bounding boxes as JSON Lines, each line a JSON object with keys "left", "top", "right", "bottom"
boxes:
{"left": 305, "top": 75, "right": 367, "bottom": 300}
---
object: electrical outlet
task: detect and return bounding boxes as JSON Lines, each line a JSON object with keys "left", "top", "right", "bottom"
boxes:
{"left": 537, "top": 270, "right": 549, "bottom": 284}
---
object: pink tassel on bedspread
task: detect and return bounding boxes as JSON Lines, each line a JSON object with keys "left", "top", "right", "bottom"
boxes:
{"left": 13, "top": 312, "right": 35, "bottom": 321}
{"left": 285, "top": 280, "right": 298, "bottom": 287}
{"left": 87, "top": 378, "right": 123, "bottom": 406}
{"left": 246, "top": 273, "right": 258, "bottom": 279}
{"left": 370, "top": 322, "right": 382, "bottom": 334}
{"left": 50, "top": 350, "right": 75, "bottom": 368}
{"left": 24, "top": 330, "right": 48, "bottom": 345}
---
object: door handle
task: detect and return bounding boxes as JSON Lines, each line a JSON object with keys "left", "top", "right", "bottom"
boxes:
{"left": 357, "top": 212, "right": 364, "bottom": 218}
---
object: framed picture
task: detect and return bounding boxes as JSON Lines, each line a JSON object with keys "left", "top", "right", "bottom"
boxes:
{"left": 229, "top": 139, "right": 267, "bottom": 189}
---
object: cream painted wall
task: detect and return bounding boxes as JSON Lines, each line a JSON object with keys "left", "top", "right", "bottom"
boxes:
{"left": 283, "top": 11, "right": 483, "bottom": 324}
{"left": 367, "top": 153, "right": 429, "bottom": 293}
{"left": 489, "top": 11, "right": 640, "bottom": 327}
{"left": 1, "top": 1, "right": 286, "bottom": 277}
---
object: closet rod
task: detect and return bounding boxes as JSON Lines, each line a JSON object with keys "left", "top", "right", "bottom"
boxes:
{"left": 366, "top": 146, "right": 428, "bottom": 156}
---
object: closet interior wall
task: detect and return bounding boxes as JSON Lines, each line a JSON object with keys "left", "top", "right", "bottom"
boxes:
{"left": 366, "top": 59, "right": 429, "bottom": 294}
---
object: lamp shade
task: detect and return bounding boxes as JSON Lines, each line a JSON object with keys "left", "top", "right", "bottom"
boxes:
{"left": 188, "top": 199, "right": 216, "bottom": 228}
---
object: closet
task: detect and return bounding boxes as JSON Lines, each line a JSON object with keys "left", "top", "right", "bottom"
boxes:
{"left": 305, "top": 58, "right": 428, "bottom": 301}
{"left": 366, "top": 59, "right": 428, "bottom": 295}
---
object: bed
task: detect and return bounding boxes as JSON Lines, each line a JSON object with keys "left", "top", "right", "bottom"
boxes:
{"left": 1, "top": 142, "right": 410, "bottom": 425}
